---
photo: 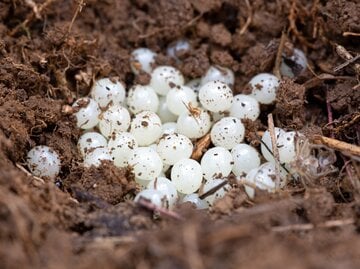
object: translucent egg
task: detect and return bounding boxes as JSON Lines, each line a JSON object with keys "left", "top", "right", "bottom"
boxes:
{"left": 201, "top": 66, "right": 235, "bottom": 87}
{"left": 231, "top": 143, "right": 261, "bottom": 176}
{"left": 156, "top": 133, "right": 193, "bottom": 165}
{"left": 280, "top": 48, "right": 307, "bottom": 78}
{"left": 127, "top": 85, "right": 159, "bottom": 114}
{"left": 108, "top": 132, "right": 138, "bottom": 167}
{"left": 277, "top": 131, "right": 297, "bottom": 163}
{"left": 90, "top": 78, "right": 126, "bottom": 108}
{"left": 99, "top": 105, "right": 131, "bottom": 138}
{"left": 78, "top": 132, "right": 107, "bottom": 157}
{"left": 253, "top": 162, "right": 276, "bottom": 192}
{"left": 210, "top": 117, "right": 245, "bottom": 149}
{"left": 134, "top": 189, "right": 164, "bottom": 207}
{"left": 147, "top": 177, "right": 178, "bottom": 208}
{"left": 199, "top": 80, "right": 234, "bottom": 113}
{"left": 83, "top": 147, "right": 112, "bottom": 167}
{"left": 157, "top": 96, "right": 178, "bottom": 123}
{"left": 150, "top": 66, "right": 185, "bottom": 96}
{"left": 229, "top": 94, "right": 260, "bottom": 121}
{"left": 201, "top": 147, "right": 233, "bottom": 180}
{"left": 185, "top": 78, "right": 202, "bottom": 93}
{"left": 130, "top": 111, "right": 162, "bottom": 146}
{"left": 166, "top": 85, "right": 198, "bottom": 116}
{"left": 27, "top": 145, "right": 61, "bottom": 179}
{"left": 260, "top": 128, "right": 286, "bottom": 163}
{"left": 72, "top": 97, "right": 101, "bottom": 129}
{"left": 128, "top": 147, "right": 163, "bottom": 181}
{"left": 130, "top": 48, "right": 157, "bottom": 75}
{"left": 182, "top": 193, "right": 208, "bottom": 209}
{"left": 244, "top": 167, "right": 258, "bottom": 199}
{"left": 249, "top": 73, "right": 280, "bottom": 104}
{"left": 166, "top": 39, "right": 191, "bottom": 61}
{"left": 176, "top": 109, "right": 212, "bottom": 139}
{"left": 202, "top": 178, "right": 231, "bottom": 206}
{"left": 162, "top": 122, "right": 177, "bottom": 135}
{"left": 171, "top": 159, "right": 203, "bottom": 194}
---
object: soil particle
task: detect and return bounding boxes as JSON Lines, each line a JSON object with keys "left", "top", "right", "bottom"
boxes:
{"left": 210, "top": 24, "right": 232, "bottom": 47}
{"left": 274, "top": 78, "right": 306, "bottom": 130}
{"left": 303, "top": 188, "right": 335, "bottom": 224}
{"left": 65, "top": 162, "right": 136, "bottom": 205}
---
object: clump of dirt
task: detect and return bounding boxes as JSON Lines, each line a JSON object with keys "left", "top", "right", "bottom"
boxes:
{"left": 0, "top": 0, "right": 360, "bottom": 268}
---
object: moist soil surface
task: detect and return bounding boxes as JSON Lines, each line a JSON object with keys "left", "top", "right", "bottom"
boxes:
{"left": 1, "top": 0, "right": 360, "bottom": 268}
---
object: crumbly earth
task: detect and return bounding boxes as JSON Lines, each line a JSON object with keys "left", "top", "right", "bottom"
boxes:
{"left": 0, "top": 0, "right": 360, "bottom": 268}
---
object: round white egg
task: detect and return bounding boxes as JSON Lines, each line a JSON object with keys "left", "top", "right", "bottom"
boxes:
{"left": 199, "top": 80, "right": 234, "bottom": 113}
{"left": 201, "top": 147, "right": 233, "bottom": 181}
{"left": 150, "top": 66, "right": 185, "bottom": 96}
{"left": 108, "top": 132, "right": 138, "bottom": 167}
{"left": 128, "top": 147, "right": 163, "bottom": 181}
{"left": 90, "top": 78, "right": 126, "bottom": 108}
{"left": 98, "top": 105, "right": 131, "bottom": 138}
{"left": 210, "top": 117, "right": 245, "bottom": 149}
{"left": 130, "top": 111, "right": 162, "bottom": 146}
{"left": 27, "top": 145, "right": 61, "bottom": 179}
{"left": 229, "top": 94, "right": 260, "bottom": 121}
{"left": 231, "top": 143, "right": 261, "bottom": 176}
{"left": 249, "top": 73, "right": 280, "bottom": 104}
{"left": 127, "top": 84, "right": 159, "bottom": 114}
{"left": 156, "top": 133, "right": 193, "bottom": 165}
{"left": 171, "top": 159, "right": 203, "bottom": 194}
{"left": 72, "top": 97, "right": 101, "bottom": 129}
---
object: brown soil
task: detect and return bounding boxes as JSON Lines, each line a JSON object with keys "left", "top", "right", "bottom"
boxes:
{"left": 1, "top": 0, "right": 360, "bottom": 268}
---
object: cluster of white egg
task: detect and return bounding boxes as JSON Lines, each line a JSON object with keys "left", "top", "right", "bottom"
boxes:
{"left": 26, "top": 43, "right": 306, "bottom": 210}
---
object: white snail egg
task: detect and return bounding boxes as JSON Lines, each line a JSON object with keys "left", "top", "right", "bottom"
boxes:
{"left": 130, "top": 48, "right": 157, "bottom": 75}
{"left": 72, "top": 97, "right": 100, "bottom": 129}
{"left": 83, "top": 147, "right": 112, "bottom": 168}
{"left": 249, "top": 73, "right": 280, "bottom": 104}
{"left": 134, "top": 189, "right": 164, "bottom": 208}
{"left": 171, "top": 159, "right": 203, "bottom": 194}
{"left": 229, "top": 94, "right": 260, "bottom": 121}
{"left": 231, "top": 143, "right": 261, "bottom": 176}
{"left": 130, "top": 111, "right": 162, "bottom": 146}
{"left": 98, "top": 105, "right": 131, "bottom": 139}
{"left": 201, "top": 65, "right": 234, "bottom": 87}
{"left": 150, "top": 66, "right": 185, "bottom": 96}
{"left": 156, "top": 133, "right": 193, "bottom": 165}
{"left": 128, "top": 147, "right": 163, "bottom": 181}
{"left": 108, "top": 132, "right": 138, "bottom": 168}
{"left": 182, "top": 193, "right": 209, "bottom": 209}
{"left": 199, "top": 80, "right": 233, "bottom": 113}
{"left": 162, "top": 122, "right": 177, "bottom": 136}
{"left": 201, "top": 147, "right": 233, "bottom": 181}
{"left": 210, "top": 117, "right": 245, "bottom": 150}
{"left": 202, "top": 178, "right": 231, "bottom": 206}
{"left": 166, "top": 85, "right": 198, "bottom": 116}
{"left": 157, "top": 96, "right": 178, "bottom": 123}
{"left": 27, "top": 145, "right": 61, "bottom": 180}
{"left": 260, "top": 128, "right": 286, "bottom": 163}
{"left": 78, "top": 132, "right": 107, "bottom": 157}
{"left": 90, "top": 78, "right": 126, "bottom": 108}
{"left": 146, "top": 177, "right": 178, "bottom": 208}
{"left": 126, "top": 84, "right": 159, "bottom": 114}
{"left": 176, "top": 109, "right": 212, "bottom": 139}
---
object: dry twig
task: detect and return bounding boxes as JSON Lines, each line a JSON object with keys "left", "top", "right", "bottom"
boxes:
{"left": 312, "top": 135, "right": 360, "bottom": 157}
{"left": 10, "top": 0, "right": 56, "bottom": 36}
{"left": 239, "top": 0, "right": 253, "bottom": 35}
{"left": 191, "top": 133, "right": 211, "bottom": 161}
{"left": 136, "top": 197, "right": 184, "bottom": 221}
{"left": 272, "top": 218, "right": 354, "bottom": 232}
{"left": 267, "top": 114, "right": 281, "bottom": 189}
{"left": 273, "top": 31, "right": 287, "bottom": 79}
